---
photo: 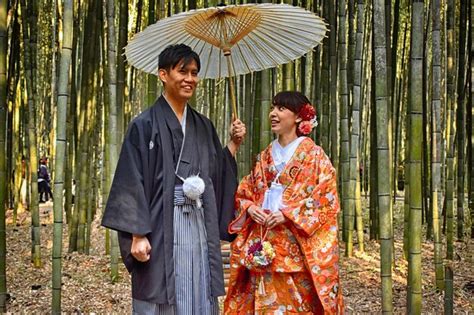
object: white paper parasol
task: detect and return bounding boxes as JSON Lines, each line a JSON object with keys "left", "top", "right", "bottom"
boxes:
{"left": 125, "top": 3, "right": 328, "bottom": 116}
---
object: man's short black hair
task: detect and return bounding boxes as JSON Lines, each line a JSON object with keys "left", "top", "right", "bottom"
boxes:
{"left": 158, "top": 44, "right": 201, "bottom": 72}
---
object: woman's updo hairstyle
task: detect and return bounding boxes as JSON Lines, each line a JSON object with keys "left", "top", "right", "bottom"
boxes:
{"left": 272, "top": 91, "right": 310, "bottom": 115}
{"left": 272, "top": 91, "right": 317, "bottom": 136}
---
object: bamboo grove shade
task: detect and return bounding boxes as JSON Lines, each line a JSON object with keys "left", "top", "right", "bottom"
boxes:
{"left": 124, "top": 3, "right": 328, "bottom": 79}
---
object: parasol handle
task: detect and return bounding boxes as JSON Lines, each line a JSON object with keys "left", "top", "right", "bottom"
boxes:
{"left": 223, "top": 49, "right": 239, "bottom": 120}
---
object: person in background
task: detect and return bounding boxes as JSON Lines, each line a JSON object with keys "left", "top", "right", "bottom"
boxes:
{"left": 38, "top": 157, "right": 52, "bottom": 203}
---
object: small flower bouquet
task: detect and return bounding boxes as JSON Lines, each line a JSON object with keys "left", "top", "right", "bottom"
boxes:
{"left": 241, "top": 225, "right": 275, "bottom": 295}
{"left": 243, "top": 236, "right": 275, "bottom": 270}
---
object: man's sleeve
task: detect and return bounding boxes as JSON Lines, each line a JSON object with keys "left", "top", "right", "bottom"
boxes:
{"left": 212, "top": 128, "right": 238, "bottom": 242}
{"left": 101, "top": 122, "right": 152, "bottom": 236}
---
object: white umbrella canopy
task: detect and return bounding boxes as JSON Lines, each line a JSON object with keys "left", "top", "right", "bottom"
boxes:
{"left": 125, "top": 3, "right": 328, "bottom": 79}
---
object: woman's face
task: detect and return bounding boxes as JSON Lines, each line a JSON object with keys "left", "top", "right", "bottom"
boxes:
{"left": 269, "top": 104, "right": 301, "bottom": 136}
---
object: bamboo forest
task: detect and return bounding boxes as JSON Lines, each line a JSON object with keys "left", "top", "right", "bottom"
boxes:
{"left": 0, "top": 0, "right": 472, "bottom": 313}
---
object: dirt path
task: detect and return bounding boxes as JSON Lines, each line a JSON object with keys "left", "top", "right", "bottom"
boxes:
{"left": 5, "top": 201, "right": 473, "bottom": 313}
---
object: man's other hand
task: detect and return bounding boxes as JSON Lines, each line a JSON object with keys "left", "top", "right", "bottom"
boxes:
{"left": 131, "top": 235, "right": 151, "bottom": 262}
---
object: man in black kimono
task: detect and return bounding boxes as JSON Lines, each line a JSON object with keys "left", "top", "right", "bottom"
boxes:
{"left": 102, "top": 44, "right": 246, "bottom": 314}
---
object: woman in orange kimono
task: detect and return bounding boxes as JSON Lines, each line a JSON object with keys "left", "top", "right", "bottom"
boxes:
{"left": 224, "top": 91, "right": 343, "bottom": 314}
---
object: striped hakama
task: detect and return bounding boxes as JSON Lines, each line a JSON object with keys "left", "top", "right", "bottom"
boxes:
{"left": 132, "top": 186, "right": 219, "bottom": 315}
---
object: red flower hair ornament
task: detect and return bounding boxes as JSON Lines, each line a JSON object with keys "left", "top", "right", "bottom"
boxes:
{"left": 298, "top": 103, "right": 318, "bottom": 135}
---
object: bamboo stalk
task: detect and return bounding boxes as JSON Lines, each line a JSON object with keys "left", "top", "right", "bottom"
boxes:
{"left": 444, "top": 264, "right": 453, "bottom": 315}
{"left": 20, "top": 0, "right": 42, "bottom": 268}
{"left": 373, "top": 0, "right": 393, "bottom": 312}
{"left": 259, "top": 69, "right": 271, "bottom": 151}
{"left": 445, "top": 0, "right": 455, "bottom": 261}
{"left": 52, "top": 0, "right": 73, "bottom": 310}
{"left": 456, "top": 0, "right": 467, "bottom": 241}
{"left": 339, "top": 0, "right": 352, "bottom": 257}
{"left": 329, "top": 0, "right": 338, "bottom": 167}
{"left": 431, "top": 0, "right": 444, "bottom": 290}
{"left": 407, "top": 2, "right": 424, "bottom": 312}
{"left": 320, "top": 0, "right": 330, "bottom": 152}
{"left": 105, "top": 0, "right": 120, "bottom": 282}
{"left": 350, "top": 0, "right": 365, "bottom": 253}
{"left": 0, "top": 0, "right": 7, "bottom": 309}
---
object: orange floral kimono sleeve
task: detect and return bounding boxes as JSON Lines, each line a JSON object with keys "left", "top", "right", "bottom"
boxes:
{"left": 229, "top": 145, "right": 277, "bottom": 233}
{"left": 281, "top": 151, "right": 339, "bottom": 237}
{"left": 228, "top": 155, "right": 268, "bottom": 234}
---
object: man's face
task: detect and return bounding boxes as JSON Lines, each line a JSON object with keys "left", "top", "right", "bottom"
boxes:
{"left": 159, "top": 59, "right": 199, "bottom": 102}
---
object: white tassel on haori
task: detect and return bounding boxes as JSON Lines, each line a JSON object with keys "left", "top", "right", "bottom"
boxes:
{"left": 182, "top": 175, "right": 205, "bottom": 208}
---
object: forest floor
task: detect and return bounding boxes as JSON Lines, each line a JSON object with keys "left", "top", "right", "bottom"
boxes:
{"left": 4, "top": 197, "right": 474, "bottom": 313}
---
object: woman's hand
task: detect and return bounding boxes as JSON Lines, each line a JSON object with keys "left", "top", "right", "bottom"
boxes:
{"left": 265, "top": 211, "right": 287, "bottom": 229}
{"left": 248, "top": 207, "right": 269, "bottom": 225}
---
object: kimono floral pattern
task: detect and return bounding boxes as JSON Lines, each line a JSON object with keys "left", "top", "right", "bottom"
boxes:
{"left": 225, "top": 137, "right": 344, "bottom": 314}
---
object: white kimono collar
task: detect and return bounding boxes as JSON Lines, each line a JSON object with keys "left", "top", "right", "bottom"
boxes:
{"left": 271, "top": 136, "right": 305, "bottom": 172}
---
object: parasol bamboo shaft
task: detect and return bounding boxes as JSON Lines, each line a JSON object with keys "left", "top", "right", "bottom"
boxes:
{"left": 225, "top": 54, "right": 239, "bottom": 120}
{"left": 219, "top": 14, "right": 239, "bottom": 120}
